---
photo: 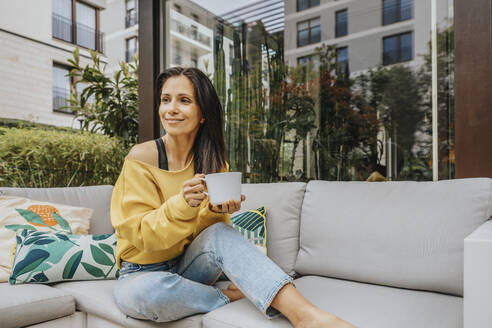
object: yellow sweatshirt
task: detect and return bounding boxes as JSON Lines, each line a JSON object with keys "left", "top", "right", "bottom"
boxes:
{"left": 110, "top": 158, "right": 229, "bottom": 268}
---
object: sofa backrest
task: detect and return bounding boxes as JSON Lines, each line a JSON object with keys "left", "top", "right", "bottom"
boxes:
{"left": 239, "top": 182, "right": 306, "bottom": 277}
{"left": 295, "top": 178, "right": 492, "bottom": 296}
{"left": 0, "top": 186, "right": 114, "bottom": 235}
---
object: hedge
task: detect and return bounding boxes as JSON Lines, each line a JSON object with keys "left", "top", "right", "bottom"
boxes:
{"left": 0, "top": 118, "right": 78, "bottom": 132}
{"left": 0, "top": 127, "right": 130, "bottom": 187}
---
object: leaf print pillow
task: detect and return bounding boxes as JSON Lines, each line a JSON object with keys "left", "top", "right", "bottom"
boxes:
{"left": 0, "top": 196, "right": 91, "bottom": 282}
{"left": 9, "top": 230, "right": 118, "bottom": 284}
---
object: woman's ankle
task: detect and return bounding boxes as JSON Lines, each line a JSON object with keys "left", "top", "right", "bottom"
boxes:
{"left": 221, "top": 288, "right": 245, "bottom": 302}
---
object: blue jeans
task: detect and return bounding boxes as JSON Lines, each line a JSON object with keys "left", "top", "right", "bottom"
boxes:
{"left": 114, "top": 222, "right": 293, "bottom": 322}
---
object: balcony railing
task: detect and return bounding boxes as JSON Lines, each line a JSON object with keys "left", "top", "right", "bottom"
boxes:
{"left": 76, "top": 22, "right": 104, "bottom": 53}
{"left": 52, "top": 13, "right": 104, "bottom": 53}
{"left": 53, "top": 86, "right": 73, "bottom": 114}
{"left": 125, "top": 48, "right": 138, "bottom": 62}
{"left": 125, "top": 11, "right": 138, "bottom": 28}
{"left": 52, "top": 13, "right": 73, "bottom": 43}
{"left": 170, "top": 19, "right": 211, "bottom": 47}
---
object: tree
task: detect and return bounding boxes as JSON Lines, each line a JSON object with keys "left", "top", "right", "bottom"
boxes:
{"left": 66, "top": 48, "right": 139, "bottom": 147}
{"left": 314, "top": 44, "right": 380, "bottom": 181}
{"left": 283, "top": 75, "right": 316, "bottom": 179}
{"left": 356, "top": 64, "right": 431, "bottom": 181}
{"left": 419, "top": 25, "right": 455, "bottom": 180}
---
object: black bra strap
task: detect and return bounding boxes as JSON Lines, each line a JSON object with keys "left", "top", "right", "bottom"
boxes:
{"left": 155, "top": 138, "right": 169, "bottom": 170}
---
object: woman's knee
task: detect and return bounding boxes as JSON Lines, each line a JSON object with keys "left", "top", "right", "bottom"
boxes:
{"left": 114, "top": 272, "right": 183, "bottom": 321}
{"left": 202, "top": 222, "right": 231, "bottom": 237}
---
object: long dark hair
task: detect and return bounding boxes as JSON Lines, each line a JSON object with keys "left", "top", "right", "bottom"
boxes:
{"left": 155, "top": 67, "right": 227, "bottom": 174}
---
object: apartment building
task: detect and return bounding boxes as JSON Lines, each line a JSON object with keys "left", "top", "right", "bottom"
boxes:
{"left": 101, "top": 0, "right": 138, "bottom": 75}
{"left": 102, "top": 0, "right": 230, "bottom": 77}
{"left": 165, "top": 0, "right": 234, "bottom": 80}
{"left": 0, "top": 0, "right": 106, "bottom": 128}
{"left": 285, "top": 0, "right": 451, "bottom": 73}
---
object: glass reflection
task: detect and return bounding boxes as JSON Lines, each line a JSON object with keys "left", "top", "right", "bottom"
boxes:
{"left": 162, "top": 0, "right": 454, "bottom": 182}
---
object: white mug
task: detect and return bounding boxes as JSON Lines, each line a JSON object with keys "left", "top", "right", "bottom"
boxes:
{"left": 201, "top": 172, "right": 242, "bottom": 204}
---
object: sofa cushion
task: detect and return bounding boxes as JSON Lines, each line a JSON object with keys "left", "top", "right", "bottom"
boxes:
{"left": 0, "top": 196, "right": 92, "bottom": 283}
{"left": 0, "top": 186, "right": 114, "bottom": 235}
{"left": 202, "top": 275, "right": 463, "bottom": 328}
{"left": 0, "top": 282, "right": 75, "bottom": 328}
{"left": 10, "top": 231, "right": 118, "bottom": 284}
{"left": 230, "top": 206, "right": 267, "bottom": 254}
{"left": 295, "top": 178, "right": 492, "bottom": 296}
{"left": 240, "top": 183, "right": 306, "bottom": 276}
{"left": 53, "top": 280, "right": 202, "bottom": 327}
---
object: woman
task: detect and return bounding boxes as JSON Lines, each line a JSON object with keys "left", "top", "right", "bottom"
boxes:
{"left": 110, "top": 67, "right": 355, "bottom": 328}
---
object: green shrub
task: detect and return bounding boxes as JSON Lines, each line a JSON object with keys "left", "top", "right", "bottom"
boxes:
{"left": 0, "top": 118, "right": 78, "bottom": 132}
{"left": 0, "top": 128, "right": 129, "bottom": 187}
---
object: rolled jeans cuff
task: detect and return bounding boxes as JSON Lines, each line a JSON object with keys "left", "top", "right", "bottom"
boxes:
{"left": 260, "top": 275, "right": 294, "bottom": 319}
{"left": 215, "top": 287, "right": 231, "bottom": 306}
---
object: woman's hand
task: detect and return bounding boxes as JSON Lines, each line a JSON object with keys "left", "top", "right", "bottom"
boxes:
{"left": 182, "top": 174, "right": 206, "bottom": 207}
{"left": 209, "top": 195, "right": 246, "bottom": 214}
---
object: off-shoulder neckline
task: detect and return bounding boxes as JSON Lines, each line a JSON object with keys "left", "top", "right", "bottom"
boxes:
{"left": 125, "top": 156, "right": 194, "bottom": 174}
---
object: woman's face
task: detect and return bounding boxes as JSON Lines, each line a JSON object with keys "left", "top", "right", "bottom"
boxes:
{"left": 159, "top": 75, "right": 204, "bottom": 139}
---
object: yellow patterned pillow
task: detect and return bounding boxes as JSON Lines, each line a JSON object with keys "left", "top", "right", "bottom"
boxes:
{"left": 0, "top": 196, "right": 92, "bottom": 282}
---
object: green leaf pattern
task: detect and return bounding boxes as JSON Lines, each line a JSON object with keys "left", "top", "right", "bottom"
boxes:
{"left": 10, "top": 230, "right": 118, "bottom": 284}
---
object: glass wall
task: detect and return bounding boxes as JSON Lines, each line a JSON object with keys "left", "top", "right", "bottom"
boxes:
{"left": 161, "top": 0, "right": 454, "bottom": 182}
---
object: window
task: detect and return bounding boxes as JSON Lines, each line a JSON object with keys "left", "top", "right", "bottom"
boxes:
{"left": 174, "top": 4, "right": 182, "bottom": 13}
{"left": 52, "top": 0, "right": 72, "bottom": 42}
{"left": 125, "top": 37, "right": 138, "bottom": 62}
{"left": 383, "top": 32, "right": 413, "bottom": 65}
{"left": 191, "top": 52, "right": 198, "bottom": 68}
{"left": 173, "top": 41, "right": 182, "bottom": 65}
{"left": 52, "top": 0, "right": 103, "bottom": 52}
{"left": 76, "top": 2, "right": 96, "bottom": 50}
{"left": 297, "top": 18, "right": 321, "bottom": 47}
{"left": 297, "top": 0, "right": 320, "bottom": 12}
{"left": 126, "top": 0, "right": 138, "bottom": 28}
{"left": 52, "top": 64, "right": 73, "bottom": 114}
{"left": 191, "top": 13, "right": 199, "bottom": 22}
{"left": 336, "top": 47, "right": 349, "bottom": 75}
{"left": 191, "top": 25, "right": 198, "bottom": 41}
{"left": 297, "top": 55, "right": 313, "bottom": 66}
{"left": 335, "top": 9, "right": 348, "bottom": 38}
{"left": 383, "top": 0, "right": 413, "bottom": 25}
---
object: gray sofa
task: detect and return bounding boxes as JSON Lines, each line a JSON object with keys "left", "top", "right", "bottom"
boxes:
{"left": 1, "top": 178, "right": 491, "bottom": 328}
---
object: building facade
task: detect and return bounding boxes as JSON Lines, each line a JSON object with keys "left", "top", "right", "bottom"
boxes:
{"left": 0, "top": 0, "right": 107, "bottom": 128}
{"left": 100, "top": 0, "right": 138, "bottom": 75}
{"left": 284, "top": 0, "right": 451, "bottom": 73}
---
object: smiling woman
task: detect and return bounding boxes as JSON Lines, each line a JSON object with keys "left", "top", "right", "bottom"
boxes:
{"left": 110, "top": 67, "right": 354, "bottom": 328}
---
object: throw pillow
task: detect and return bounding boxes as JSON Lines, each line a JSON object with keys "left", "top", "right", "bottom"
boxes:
{"left": 230, "top": 206, "right": 267, "bottom": 255}
{"left": 0, "top": 196, "right": 92, "bottom": 282}
{"left": 9, "top": 230, "right": 119, "bottom": 284}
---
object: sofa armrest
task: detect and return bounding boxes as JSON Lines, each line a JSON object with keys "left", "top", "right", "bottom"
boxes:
{"left": 464, "top": 219, "right": 492, "bottom": 328}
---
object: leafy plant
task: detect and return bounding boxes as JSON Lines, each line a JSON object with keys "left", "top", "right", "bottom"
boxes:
{"left": 66, "top": 48, "right": 139, "bottom": 146}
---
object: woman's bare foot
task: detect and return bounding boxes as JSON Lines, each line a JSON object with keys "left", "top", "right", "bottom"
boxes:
{"left": 297, "top": 308, "right": 356, "bottom": 328}
{"left": 228, "top": 282, "right": 239, "bottom": 291}
{"left": 221, "top": 282, "right": 245, "bottom": 302}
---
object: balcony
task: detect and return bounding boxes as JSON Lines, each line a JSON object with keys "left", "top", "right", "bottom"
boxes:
{"left": 170, "top": 19, "right": 211, "bottom": 48}
{"left": 125, "top": 11, "right": 138, "bottom": 28}
{"left": 52, "top": 13, "right": 104, "bottom": 53}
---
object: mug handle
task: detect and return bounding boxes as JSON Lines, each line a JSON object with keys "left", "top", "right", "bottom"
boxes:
{"left": 199, "top": 178, "right": 208, "bottom": 197}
